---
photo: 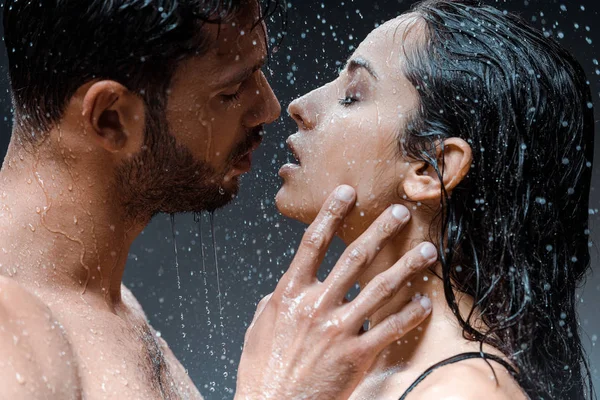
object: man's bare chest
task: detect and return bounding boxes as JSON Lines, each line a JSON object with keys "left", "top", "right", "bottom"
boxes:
{"left": 47, "top": 298, "right": 200, "bottom": 400}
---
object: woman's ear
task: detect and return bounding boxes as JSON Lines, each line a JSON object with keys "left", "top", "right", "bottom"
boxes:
{"left": 81, "top": 81, "right": 145, "bottom": 154}
{"left": 402, "top": 138, "right": 472, "bottom": 202}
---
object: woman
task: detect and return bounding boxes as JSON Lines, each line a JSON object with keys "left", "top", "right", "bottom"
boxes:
{"left": 276, "top": 0, "right": 595, "bottom": 399}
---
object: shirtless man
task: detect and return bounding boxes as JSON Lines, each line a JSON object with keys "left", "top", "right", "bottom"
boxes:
{"left": 0, "top": 1, "right": 435, "bottom": 398}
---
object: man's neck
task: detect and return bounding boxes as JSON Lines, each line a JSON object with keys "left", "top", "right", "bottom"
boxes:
{"left": 0, "top": 139, "right": 147, "bottom": 308}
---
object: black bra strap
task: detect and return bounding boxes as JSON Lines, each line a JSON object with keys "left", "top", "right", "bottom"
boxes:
{"left": 398, "top": 352, "right": 519, "bottom": 400}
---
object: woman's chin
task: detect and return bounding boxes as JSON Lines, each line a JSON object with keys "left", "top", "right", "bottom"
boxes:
{"left": 275, "top": 185, "right": 317, "bottom": 225}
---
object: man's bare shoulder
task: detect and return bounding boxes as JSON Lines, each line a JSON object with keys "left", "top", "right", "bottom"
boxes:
{"left": 0, "top": 276, "right": 81, "bottom": 399}
{"left": 121, "top": 283, "right": 149, "bottom": 318}
{"left": 409, "top": 359, "right": 527, "bottom": 400}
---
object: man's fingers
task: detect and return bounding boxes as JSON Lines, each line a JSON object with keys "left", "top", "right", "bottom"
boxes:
{"left": 319, "top": 205, "right": 411, "bottom": 303}
{"left": 342, "top": 242, "right": 437, "bottom": 327}
{"left": 287, "top": 185, "right": 356, "bottom": 284}
{"left": 358, "top": 295, "right": 432, "bottom": 354}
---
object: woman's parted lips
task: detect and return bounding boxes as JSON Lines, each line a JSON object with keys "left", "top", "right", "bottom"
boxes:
{"left": 286, "top": 135, "right": 302, "bottom": 165}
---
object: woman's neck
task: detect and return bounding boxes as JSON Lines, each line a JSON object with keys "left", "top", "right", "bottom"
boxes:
{"left": 337, "top": 214, "right": 488, "bottom": 373}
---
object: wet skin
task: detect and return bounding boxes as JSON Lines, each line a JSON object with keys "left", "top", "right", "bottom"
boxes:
{"left": 0, "top": 7, "right": 278, "bottom": 400}
{"left": 0, "top": 6, "right": 523, "bottom": 400}
{"left": 0, "top": 7, "right": 435, "bottom": 400}
{"left": 277, "top": 14, "right": 526, "bottom": 400}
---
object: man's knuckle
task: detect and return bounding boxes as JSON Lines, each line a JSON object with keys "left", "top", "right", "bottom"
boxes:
{"left": 258, "top": 293, "right": 273, "bottom": 307}
{"left": 387, "top": 315, "right": 406, "bottom": 336}
{"left": 276, "top": 272, "right": 292, "bottom": 291}
{"left": 377, "top": 220, "right": 396, "bottom": 236}
{"left": 346, "top": 246, "right": 368, "bottom": 265}
{"left": 372, "top": 276, "right": 395, "bottom": 302}
{"left": 278, "top": 275, "right": 298, "bottom": 297}
{"left": 322, "top": 320, "right": 344, "bottom": 336}
{"left": 407, "top": 304, "right": 425, "bottom": 323}
{"left": 326, "top": 199, "right": 346, "bottom": 218}
{"left": 346, "top": 342, "right": 368, "bottom": 365}
{"left": 270, "top": 287, "right": 286, "bottom": 305}
{"left": 302, "top": 231, "right": 326, "bottom": 252}
{"left": 404, "top": 254, "right": 422, "bottom": 273}
{"left": 278, "top": 270, "right": 292, "bottom": 284}
{"left": 297, "top": 302, "right": 316, "bottom": 320}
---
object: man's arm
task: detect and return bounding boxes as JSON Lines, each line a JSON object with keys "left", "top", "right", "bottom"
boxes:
{"left": 0, "top": 277, "right": 81, "bottom": 399}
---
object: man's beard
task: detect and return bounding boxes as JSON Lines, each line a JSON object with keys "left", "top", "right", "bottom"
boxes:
{"left": 114, "top": 108, "right": 261, "bottom": 221}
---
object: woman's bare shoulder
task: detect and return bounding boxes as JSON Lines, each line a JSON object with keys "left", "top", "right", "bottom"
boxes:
{"left": 408, "top": 358, "right": 527, "bottom": 400}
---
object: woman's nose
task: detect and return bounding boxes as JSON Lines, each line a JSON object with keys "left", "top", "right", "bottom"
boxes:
{"left": 288, "top": 96, "right": 315, "bottom": 131}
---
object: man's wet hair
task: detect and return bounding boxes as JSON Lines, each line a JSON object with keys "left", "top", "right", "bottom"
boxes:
{"left": 399, "top": 0, "right": 595, "bottom": 398}
{"left": 3, "top": 0, "right": 284, "bottom": 142}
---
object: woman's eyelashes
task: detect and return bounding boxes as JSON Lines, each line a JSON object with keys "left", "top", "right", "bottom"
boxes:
{"left": 339, "top": 91, "right": 361, "bottom": 107}
{"left": 339, "top": 95, "right": 358, "bottom": 106}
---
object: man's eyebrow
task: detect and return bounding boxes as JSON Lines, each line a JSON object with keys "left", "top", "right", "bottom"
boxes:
{"left": 345, "top": 57, "right": 379, "bottom": 80}
{"left": 216, "top": 58, "right": 267, "bottom": 89}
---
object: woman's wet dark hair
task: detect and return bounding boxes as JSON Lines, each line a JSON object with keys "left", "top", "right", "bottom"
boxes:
{"left": 400, "top": 0, "right": 595, "bottom": 398}
{"left": 2, "top": 0, "right": 284, "bottom": 142}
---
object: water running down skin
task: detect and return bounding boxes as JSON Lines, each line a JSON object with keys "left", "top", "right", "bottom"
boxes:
{"left": 0, "top": 1, "right": 437, "bottom": 399}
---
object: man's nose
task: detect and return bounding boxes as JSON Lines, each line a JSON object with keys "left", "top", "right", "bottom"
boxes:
{"left": 244, "top": 72, "right": 281, "bottom": 128}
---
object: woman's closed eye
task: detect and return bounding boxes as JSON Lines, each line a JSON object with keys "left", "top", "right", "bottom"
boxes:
{"left": 339, "top": 92, "right": 361, "bottom": 107}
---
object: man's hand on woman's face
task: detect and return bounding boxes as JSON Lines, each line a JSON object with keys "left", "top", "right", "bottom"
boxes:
{"left": 235, "top": 185, "right": 437, "bottom": 400}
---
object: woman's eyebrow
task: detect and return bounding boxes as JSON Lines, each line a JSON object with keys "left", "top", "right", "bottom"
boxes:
{"left": 345, "top": 57, "right": 379, "bottom": 80}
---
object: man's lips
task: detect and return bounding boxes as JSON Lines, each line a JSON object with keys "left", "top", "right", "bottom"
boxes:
{"left": 235, "top": 136, "right": 263, "bottom": 163}
{"left": 250, "top": 136, "right": 263, "bottom": 154}
{"left": 230, "top": 136, "right": 263, "bottom": 176}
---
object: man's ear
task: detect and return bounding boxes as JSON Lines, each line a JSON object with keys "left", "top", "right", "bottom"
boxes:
{"left": 402, "top": 138, "right": 472, "bottom": 202}
{"left": 81, "top": 81, "right": 145, "bottom": 154}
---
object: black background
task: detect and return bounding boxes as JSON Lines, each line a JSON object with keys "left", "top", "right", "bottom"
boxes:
{"left": 0, "top": 1, "right": 599, "bottom": 398}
